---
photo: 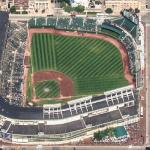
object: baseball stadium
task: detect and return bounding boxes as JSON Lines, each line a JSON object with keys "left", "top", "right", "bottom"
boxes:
{"left": 0, "top": 10, "right": 142, "bottom": 144}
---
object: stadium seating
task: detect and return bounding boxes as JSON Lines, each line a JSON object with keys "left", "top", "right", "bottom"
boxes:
{"left": 113, "top": 17, "right": 137, "bottom": 38}
{"left": 100, "top": 22, "right": 126, "bottom": 39}
{"left": 36, "top": 17, "right": 46, "bottom": 27}
{"left": 28, "top": 18, "right": 36, "bottom": 28}
{"left": 68, "top": 17, "right": 84, "bottom": 31}
{"left": 84, "top": 18, "right": 96, "bottom": 32}
{"left": 56, "top": 17, "right": 70, "bottom": 29}
{"left": 46, "top": 17, "right": 57, "bottom": 27}
{"left": 113, "top": 17, "right": 124, "bottom": 26}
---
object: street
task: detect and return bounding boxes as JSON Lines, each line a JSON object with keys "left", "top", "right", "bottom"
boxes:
{"left": 0, "top": 145, "right": 146, "bottom": 150}
{"left": 142, "top": 12, "right": 150, "bottom": 146}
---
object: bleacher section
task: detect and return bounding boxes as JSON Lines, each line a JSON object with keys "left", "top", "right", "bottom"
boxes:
{"left": 47, "top": 17, "right": 57, "bottom": 27}
{"left": 56, "top": 17, "right": 70, "bottom": 29}
{"left": 84, "top": 18, "right": 96, "bottom": 32}
{"left": 36, "top": 17, "right": 46, "bottom": 27}
{"left": 68, "top": 17, "right": 84, "bottom": 31}
{"left": 28, "top": 15, "right": 138, "bottom": 39}
{"left": 28, "top": 17, "right": 96, "bottom": 32}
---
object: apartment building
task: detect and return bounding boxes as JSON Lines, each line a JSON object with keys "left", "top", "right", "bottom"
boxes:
{"left": 105, "top": 0, "right": 146, "bottom": 13}
{"left": 28, "top": 0, "right": 59, "bottom": 14}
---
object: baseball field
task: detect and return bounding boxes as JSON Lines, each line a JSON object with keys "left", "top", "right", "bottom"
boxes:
{"left": 28, "top": 31, "right": 129, "bottom": 101}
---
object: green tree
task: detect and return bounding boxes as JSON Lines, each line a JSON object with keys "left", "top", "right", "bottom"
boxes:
{"left": 106, "top": 128, "right": 114, "bottom": 136}
{"left": 58, "top": 0, "right": 70, "bottom": 5}
{"left": 8, "top": 3, "right": 10, "bottom": 8}
{"left": 99, "top": 131, "right": 105, "bottom": 140}
{"left": 105, "top": 8, "right": 113, "bottom": 14}
{"left": 22, "top": 11, "right": 28, "bottom": 14}
{"left": 10, "top": 5, "right": 16, "bottom": 13}
{"left": 135, "top": 8, "right": 140, "bottom": 13}
{"left": 35, "top": 9, "right": 38, "bottom": 13}
{"left": 74, "top": 5, "right": 85, "bottom": 13}
{"left": 94, "top": 131, "right": 100, "bottom": 140}
{"left": 60, "top": 1, "right": 67, "bottom": 8}
{"left": 64, "top": 5, "right": 73, "bottom": 12}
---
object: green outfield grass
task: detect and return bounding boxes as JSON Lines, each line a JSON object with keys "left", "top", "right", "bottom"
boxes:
{"left": 35, "top": 80, "right": 59, "bottom": 98}
{"left": 31, "top": 33, "right": 128, "bottom": 98}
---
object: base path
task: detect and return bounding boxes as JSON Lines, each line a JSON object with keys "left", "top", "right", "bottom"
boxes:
{"left": 28, "top": 28, "right": 134, "bottom": 85}
{"left": 33, "top": 70, "right": 74, "bottom": 98}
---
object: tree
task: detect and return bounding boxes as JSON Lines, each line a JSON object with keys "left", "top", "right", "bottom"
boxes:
{"left": 94, "top": 131, "right": 100, "bottom": 140}
{"left": 22, "top": 11, "right": 28, "bottom": 14}
{"left": 106, "top": 128, "right": 114, "bottom": 136}
{"left": 94, "top": 131, "right": 106, "bottom": 141}
{"left": 58, "top": 0, "right": 70, "bottom": 5}
{"left": 42, "top": 9, "right": 45, "bottom": 13}
{"left": 35, "top": 9, "right": 38, "bottom": 13}
{"left": 105, "top": 8, "right": 113, "bottom": 14}
{"left": 135, "top": 8, "right": 140, "bottom": 13}
{"left": 60, "top": 1, "right": 66, "bottom": 8}
{"left": 10, "top": 5, "right": 16, "bottom": 13}
{"left": 8, "top": 2, "right": 10, "bottom": 8}
{"left": 74, "top": 5, "right": 85, "bottom": 13}
{"left": 64, "top": 5, "right": 73, "bottom": 12}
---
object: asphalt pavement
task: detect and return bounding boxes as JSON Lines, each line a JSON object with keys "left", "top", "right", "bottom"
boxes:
{"left": 0, "top": 145, "right": 145, "bottom": 150}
